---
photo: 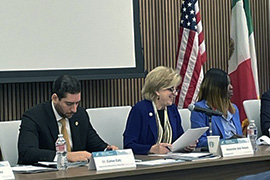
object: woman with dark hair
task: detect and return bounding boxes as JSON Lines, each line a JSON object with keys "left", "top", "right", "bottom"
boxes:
{"left": 191, "top": 68, "right": 243, "bottom": 147}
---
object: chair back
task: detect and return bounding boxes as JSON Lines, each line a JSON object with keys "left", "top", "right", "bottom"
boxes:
{"left": 243, "top": 99, "right": 261, "bottom": 137}
{"left": 86, "top": 106, "right": 131, "bottom": 149}
{"left": 178, "top": 108, "right": 191, "bottom": 131}
{"left": 0, "top": 120, "right": 21, "bottom": 166}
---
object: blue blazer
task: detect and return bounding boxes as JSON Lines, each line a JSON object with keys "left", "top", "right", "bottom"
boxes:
{"left": 123, "top": 99, "right": 184, "bottom": 154}
{"left": 191, "top": 100, "right": 243, "bottom": 147}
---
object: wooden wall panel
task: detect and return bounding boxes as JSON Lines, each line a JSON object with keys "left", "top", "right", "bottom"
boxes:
{"left": 200, "top": 0, "right": 231, "bottom": 71}
{"left": 250, "top": 0, "right": 270, "bottom": 92}
{"left": 0, "top": 0, "right": 269, "bottom": 121}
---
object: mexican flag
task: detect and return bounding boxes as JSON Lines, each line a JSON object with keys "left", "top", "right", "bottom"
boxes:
{"left": 228, "top": 0, "right": 259, "bottom": 128}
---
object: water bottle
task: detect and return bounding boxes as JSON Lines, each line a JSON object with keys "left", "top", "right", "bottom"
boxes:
{"left": 247, "top": 120, "right": 258, "bottom": 151}
{"left": 55, "top": 134, "right": 68, "bottom": 170}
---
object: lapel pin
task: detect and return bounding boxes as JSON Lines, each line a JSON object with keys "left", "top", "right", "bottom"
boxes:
{"left": 75, "top": 121, "right": 79, "bottom": 126}
{"left": 149, "top": 112, "right": 153, "bottom": 117}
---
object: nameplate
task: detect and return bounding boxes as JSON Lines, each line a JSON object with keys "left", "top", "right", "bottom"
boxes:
{"left": 220, "top": 138, "right": 253, "bottom": 157}
{"left": 0, "top": 161, "right": 15, "bottom": 180}
{"left": 88, "top": 149, "right": 136, "bottom": 171}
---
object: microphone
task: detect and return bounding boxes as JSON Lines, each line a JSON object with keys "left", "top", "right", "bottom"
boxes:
{"left": 188, "top": 104, "right": 223, "bottom": 116}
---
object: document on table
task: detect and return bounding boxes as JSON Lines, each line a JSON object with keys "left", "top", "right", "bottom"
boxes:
{"left": 171, "top": 127, "right": 209, "bottom": 152}
{"left": 11, "top": 165, "right": 57, "bottom": 174}
{"left": 149, "top": 152, "right": 220, "bottom": 161}
{"left": 37, "top": 161, "right": 88, "bottom": 168}
{"left": 149, "top": 152, "right": 211, "bottom": 158}
{"left": 12, "top": 161, "right": 88, "bottom": 174}
{"left": 168, "top": 152, "right": 218, "bottom": 161}
{"left": 136, "top": 159, "right": 184, "bottom": 166}
{"left": 35, "top": 161, "right": 57, "bottom": 168}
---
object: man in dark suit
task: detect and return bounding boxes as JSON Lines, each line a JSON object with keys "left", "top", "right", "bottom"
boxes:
{"left": 18, "top": 75, "right": 118, "bottom": 165}
{"left": 261, "top": 90, "right": 270, "bottom": 136}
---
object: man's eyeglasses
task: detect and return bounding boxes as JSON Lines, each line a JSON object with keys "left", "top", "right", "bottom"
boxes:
{"left": 166, "top": 87, "right": 179, "bottom": 94}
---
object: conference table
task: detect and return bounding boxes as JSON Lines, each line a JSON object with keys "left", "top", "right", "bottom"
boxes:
{"left": 15, "top": 146, "right": 270, "bottom": 180}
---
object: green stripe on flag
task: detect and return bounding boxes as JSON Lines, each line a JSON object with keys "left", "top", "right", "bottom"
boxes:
{"left": 232, "top": 0, "right": 253, "bottom": 36}
{"left": 231, "top": 0, "right": 241, "bottom": 8}
{"left": 243, "top": 0, "right": 253, "bottom": 36}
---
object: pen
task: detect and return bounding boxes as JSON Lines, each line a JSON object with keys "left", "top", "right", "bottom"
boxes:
{"left": 104, "top": 145, "right": 112, "bottom": 151}
{"left": 166, "top": 146, "right": 172, "bottom": 152}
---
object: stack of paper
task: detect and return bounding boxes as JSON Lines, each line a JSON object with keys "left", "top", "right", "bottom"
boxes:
{"left": 12, "top": 165, "right": 57, "bottom": 174}
{"left": 136, "top": 159, "right": 184, "bottom": 166}
{"left": 149, "top": 152, "right": 220, "bottom": 161}
{"left": 12, "top": 161, "right": 88, "bottom": 174}
{"left": 168, "top": 152, "right": 215, "bottom": 161}
{"left": 37, "top": 161, "right": 88, "bottom": 168}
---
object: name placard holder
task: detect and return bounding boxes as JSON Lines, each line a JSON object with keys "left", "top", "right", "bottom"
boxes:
{"left": 220, "top": 138, "right": 253, "bottom": 157}
{"left": 0, "top": 161, "right": 15, "bottom": 179}
{"left": 88, "top": 149, "right": 136, "bottom": 171}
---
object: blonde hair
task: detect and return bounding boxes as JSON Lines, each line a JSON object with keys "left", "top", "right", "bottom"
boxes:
{"left": 142, "top": 66, "right": 181, "bottom": 101}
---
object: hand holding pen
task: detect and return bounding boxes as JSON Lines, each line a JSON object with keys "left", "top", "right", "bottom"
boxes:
{"left": 149, "top": 143, "right": 172, "bottom": 154}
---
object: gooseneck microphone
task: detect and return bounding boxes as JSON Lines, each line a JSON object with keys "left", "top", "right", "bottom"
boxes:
{"left": 188, "top": 104, "right": 223, "bottom": 116}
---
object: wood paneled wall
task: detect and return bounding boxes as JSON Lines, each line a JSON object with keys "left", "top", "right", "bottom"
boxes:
{"left": 1, "top": 0, "right": 269, "bottom": 121}
{"left": 251, "top": 0, "right": 270, "bottom": 94}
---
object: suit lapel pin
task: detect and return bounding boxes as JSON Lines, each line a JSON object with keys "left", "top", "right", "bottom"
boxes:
{"left": 75, "top": 121, "right": 79, "bottom": 126}
{"left": 149, "top": 112, "right": 153, "bottom": 117}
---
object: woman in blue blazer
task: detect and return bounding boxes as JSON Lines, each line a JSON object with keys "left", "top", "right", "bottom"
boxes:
{"left": 191, "top": 68, "right": 243, "bottom": 147}
{"left": 123, "top": 66, "right": 196, "bottom": 154}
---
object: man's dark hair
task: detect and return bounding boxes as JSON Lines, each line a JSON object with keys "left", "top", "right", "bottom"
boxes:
{"left": 52, "top": 75, "right": 81, "bottom": 100}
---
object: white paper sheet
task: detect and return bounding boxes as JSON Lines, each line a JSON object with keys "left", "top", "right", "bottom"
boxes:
{"left": 149, "top": 152, "right": 220, "bottom": 161}
{"left": 11, "top": 165, "right": 56, "bottom": 173}
{"left": 37, "top": 161, "right": 88, "bottom": 168}
{"left": 149, "top": 152, "right": 211, "bottom": 158}
{"left": 136, "top": 159, "right": 184, "bottom": 166}
{"left": 171, "top": 127, "right": 209, "bottom": 152}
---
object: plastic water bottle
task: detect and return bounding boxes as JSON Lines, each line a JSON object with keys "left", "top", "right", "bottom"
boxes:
{"left": 55, "top": 134, "right": 68, "bottom": 170}
{"left": 247, "top": 120, "right": 258, "bottom": 151}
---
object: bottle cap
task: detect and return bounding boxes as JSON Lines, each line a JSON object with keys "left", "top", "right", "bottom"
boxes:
{"left": 250, "top": 120, "right": 255, "bottom": 123}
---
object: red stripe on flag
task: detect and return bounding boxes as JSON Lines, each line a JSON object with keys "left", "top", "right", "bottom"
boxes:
{"left": 183, "top": 54, "right": 203, "bottom": 107}
{"left": 176, "top": 28, "right": 184, "bottom": 60}
{"left": 198, "top": 33, "right": 204, "bottom": 45}
{"left": 196, "top": 12, "right": 201, "bottom": 24}
{"left": 179, "top": 31, "right": 196, "bottom": 76}
{"left": 229, "top": 59, "right": 257, "bottom": 122}
{"left": 175, "top": 30, "right": 196, "bottom": 107}
{"left": 200, "top": 51, "right": 206, "bottom": 64}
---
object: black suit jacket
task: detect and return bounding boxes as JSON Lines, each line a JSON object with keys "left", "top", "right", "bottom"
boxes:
{"left": 18, "top": 100, "right": 107, "bottom": 165}
{"left": 261, "top": 90, "right": 270, "bottom": 136}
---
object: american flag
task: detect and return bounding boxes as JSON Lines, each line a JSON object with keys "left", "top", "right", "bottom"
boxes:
{"left": 175, "top": 0, "right": 206, "bottom": 109}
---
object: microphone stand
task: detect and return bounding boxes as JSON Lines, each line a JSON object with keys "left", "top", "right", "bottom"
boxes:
{"left": 188, "top": 104, "right": 223, "bottom": 135}
{"left": 206, "top": 112, "right": 222, "bottom": 136}
{"left": 205, "top": 112, "right": 215, "bottom": 136}
{"left": 208, "top": 115, "right": 212, "bottom": 136}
